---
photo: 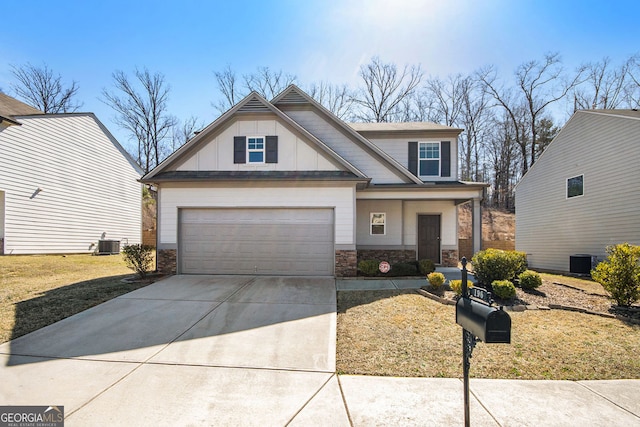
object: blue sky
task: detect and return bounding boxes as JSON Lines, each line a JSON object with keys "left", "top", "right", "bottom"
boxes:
{"left": 1, "top": 0, "right": 639, "bottom": 149}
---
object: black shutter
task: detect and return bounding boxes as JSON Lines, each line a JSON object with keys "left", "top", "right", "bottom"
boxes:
{"left": 265, "top": 135, "right": 278, "bottom": 163}
{"left": 408, "top": 141, "right": 418, "bottom": 175}
{"left": 234, "top": 136, "right": 246, "bottom": 164}
{"left": 441, "top": 141, "right": 451, "bottom": 177}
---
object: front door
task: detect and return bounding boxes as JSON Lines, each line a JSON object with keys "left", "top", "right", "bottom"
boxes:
{"left": 418, "top": 215, "right": 440, "bottom": 263}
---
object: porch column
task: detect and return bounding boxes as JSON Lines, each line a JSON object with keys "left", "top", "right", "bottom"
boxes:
{"left": 472, "top": 198, "right": 482, "bottom": 255}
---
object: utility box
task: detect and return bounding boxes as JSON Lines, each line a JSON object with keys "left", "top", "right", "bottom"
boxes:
{"left": 456, "top": 298, "right": 511, "bottom": 343}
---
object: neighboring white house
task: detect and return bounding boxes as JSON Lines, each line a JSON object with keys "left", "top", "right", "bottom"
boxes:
{"left": 515, "top": 109, "right": 640, "bottom": 273}
{"left": 142, "top": 85, "right": 488, "bottom": 276}
{"left": 0, "top": 93, "right": 143, "bottom": 254}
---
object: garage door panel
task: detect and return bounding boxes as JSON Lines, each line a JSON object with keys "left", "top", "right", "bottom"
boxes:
{"left": 179, "top": 208, "right": 334, "bottom": 275}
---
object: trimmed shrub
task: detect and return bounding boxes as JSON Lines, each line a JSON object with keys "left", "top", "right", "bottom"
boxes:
{"left": 388, "top": 262, "right": 419, "bottom": 277}
{"left": 418, "top": 259, "right": 436, "bottom": 275}
{"left": 591, "top": 243, "right": 640, "bottom": 306}
{"left": 427, "top": 272, "right": 445, "bottom": 289}
{"left": 121, "top": 244, "right": 155, "bottom": 279}
{"left": 358, "top": 260, "right": 380, "bottom": 276}
{"left": 518, "top": 270, "right": 542, "bottom": 290}
{"left": 450, "top": 279, "right": 473, "bottom": 296}
{"left": 491, "top": 280, "right": 516, "bottom": 300}
{"left": 472, "top": 249, "right": 527, "bottom": 286}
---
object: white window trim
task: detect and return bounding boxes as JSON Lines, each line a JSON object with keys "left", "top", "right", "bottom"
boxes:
{"left": 370, "top": 212, "right": 386, "bottom": 236}
{"left": 247, "top": 136, "right": 265, "bottom": 164}
{"left": 567, "top": 174, "right": 584, "bottom": 199}
{"left": 418, "top": 141, "right": 441, "bottom": 177}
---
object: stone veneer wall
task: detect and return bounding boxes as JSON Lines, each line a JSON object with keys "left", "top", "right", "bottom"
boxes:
{"left": 441, "top": 249, "right": 459, "bottom": 267}
{"left": 335, "top": 250, "right": 357, "bottom": 277}
{"left": 157, "top": 249, "right": 177, "bottom": 274}
{"left": 357, "top": 249, "right": 417, "bottom": 266}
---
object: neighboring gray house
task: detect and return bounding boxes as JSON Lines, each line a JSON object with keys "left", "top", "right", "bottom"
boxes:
{"left": 142, "top": 86, "right": 487, "bottom": 277}
{"left": 0, "top": 93, "right": 143, "bottom": 254}
{"left": 515, "top": 109, "right": 640, "bottom": 273}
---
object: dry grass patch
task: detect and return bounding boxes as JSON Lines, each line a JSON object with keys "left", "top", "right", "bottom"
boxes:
{"left": 337, "top": 290, "right": 640, "bottom": 380}
{"left": 539, "top": 273, "right": 608, "bottom": 296}
{"left": 0, "top": 254, "right": 156, "bottom": 343}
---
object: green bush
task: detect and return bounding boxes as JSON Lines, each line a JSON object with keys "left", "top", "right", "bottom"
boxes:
{"left": 591, "top": 243, "right": 640, "bottom": 306}
{"left": 418, "top": 259, "right": 436, "bottom": 275}
{"left": 472, "top": 249, "right": 527, "bottom": 285}
{"left": 388, "top": 262, "right": 419, "bottom": 277}
{"left": 491, "top": 280, "right": 516, "bottom": 300}
{"left": 518, "top": 270, "right": 542, "bottom": 290}
{"left": 358, "top": 260, "right": 380, "bottom": 276}
{"left": 121, "top": 244, "right": 155, "bottom": 279}
{"left": 450, "top": 279, "right": 473, "bottom": 296}
{"left": 427, "top": 272, "right": 445, "bottom": 289}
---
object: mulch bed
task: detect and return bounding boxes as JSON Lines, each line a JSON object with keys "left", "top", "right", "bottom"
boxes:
{"left": 419, "top": 280, "right": 640, "bottom": 324}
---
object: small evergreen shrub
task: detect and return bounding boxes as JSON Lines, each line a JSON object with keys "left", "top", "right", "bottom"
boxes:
{"left": 518, "top": 270, "right": 542, "bottom": 290}
{"left": 591, "top": 243, "right": 640, "bottom": 306}
{"left": 358, "top": 260, "right": 380, "bottom": 276}
{"left": 427, "top": 272, "right": 445, "bottom": 289}
{"left": 491, "top": 280, "right": 516, "bottom": 300}
{"left": 472, "top": 249, "right": 527, "bottom": 285}
{"left": 450, "top": 279, "right": 473, "bottom": 296}
{"left": 418, "top": 259, "right": 436, "bottom": 275}
{"left": 388, "top": 262, "right": 419, "bottom": 277}
{"left": 121, "top": 244, "right": 155, "bottom": 279}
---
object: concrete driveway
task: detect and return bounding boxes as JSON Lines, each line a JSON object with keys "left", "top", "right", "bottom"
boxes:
{"left": 0, "top": 275, "right": 349, "bottom": 426}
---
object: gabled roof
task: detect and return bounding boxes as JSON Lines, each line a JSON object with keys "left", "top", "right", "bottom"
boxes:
{"left": 142, "top": 91, "right": 367, "bottom": 181}
{"left": 272, "top": 85, "right": 424, "bottom": 185}
{"left": 348, "top": 122, "right": 462, "bottom": 133}
{"left": 580, "top": 109, "right": 640, "bottom": 120}
{"left": 0, "top": 93, "right": 42, "bottom": 117}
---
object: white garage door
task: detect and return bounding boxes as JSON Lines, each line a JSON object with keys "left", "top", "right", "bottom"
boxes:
{"left": 179, "top": 208, "right": 334, "bottom": 275}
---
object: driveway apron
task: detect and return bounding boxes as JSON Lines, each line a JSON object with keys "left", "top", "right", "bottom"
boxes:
{"left": 0, "top": 275, "right": 349, "bottom": 426}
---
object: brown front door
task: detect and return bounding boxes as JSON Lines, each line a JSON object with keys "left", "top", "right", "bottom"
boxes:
{"left": 418, "top": 215, "right": 441, "bottom": 263}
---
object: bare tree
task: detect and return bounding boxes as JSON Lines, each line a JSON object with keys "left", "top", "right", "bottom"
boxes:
{"left": 307, "top": 81, "right": 354, "bottom": 119}
{"left": 572, "top": 57, "right": 630, "bottom": 110}
{"left": 424, "top": 74, "right": 466, "bottom": 126}
{"left": 625, "top": 54, "right": 640, "bottom": 108}
{"left": 213, "top": 65, "right": 240, "bottom": 113}
{"left": 458, "top": 76, "right": 493, "bottom": 182}
{"left": 102, "top": 68, "right": 177, "bottom": 174}
{"left": 243, "top": 66, "right": 297, "bottom": 100}
{"left": 169, "top": 116, "right": 203, "bottom": 153}
{"left": 479, "top": 53, "right": 583, "bottom": 173}
{"left": 353, "top": 56, "right": 423, "bottom": 122}
{"left": 485, "top": 113, "right": 521, "bottom": 210}
{"left": 9, "top": 63, "right": 81, "bottom": 113}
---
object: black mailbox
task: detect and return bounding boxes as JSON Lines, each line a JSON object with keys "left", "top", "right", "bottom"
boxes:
{"left": 456, "top": 297, "right": 511, "bottom": 343}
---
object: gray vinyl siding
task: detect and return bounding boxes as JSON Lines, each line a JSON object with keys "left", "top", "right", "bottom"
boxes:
{"left": 368, "top": 137, "right": 458, "bottom": 181}
{"left": 282, "top": 109, "right": 408, "bottom": 184}
{"left": 0, "top": 115, "right": 142, "bottom": 254}
{"left": 515, "top": 111, "right": 640, "bottom": 272}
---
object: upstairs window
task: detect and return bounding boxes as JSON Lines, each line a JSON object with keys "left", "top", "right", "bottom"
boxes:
{"left": 567, "top": 175, "right": 584, "bottom": 198}
{"left": 370, "top": 212, "right": 386, "bottom": 235}
{"left": 419, "top": 142, "right": 440, "bottom": 176}
{"left": 247, "top": 137, "right": 265, "bottom": 163}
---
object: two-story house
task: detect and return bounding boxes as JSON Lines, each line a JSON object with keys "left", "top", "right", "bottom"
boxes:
{"left": 141, "top": 86, "right": 487, "bottom": 276}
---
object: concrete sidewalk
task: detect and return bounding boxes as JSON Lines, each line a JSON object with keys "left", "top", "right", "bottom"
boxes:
{"left": 337, "top": 267, "right": 473, "bottom": 291}
{"left": 1, "top": 274, "right": 638, "bottom": 426}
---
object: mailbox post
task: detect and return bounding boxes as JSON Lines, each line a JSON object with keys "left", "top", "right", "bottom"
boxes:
{"left": 456, "top": 257, "right": 511, "bottom": 427}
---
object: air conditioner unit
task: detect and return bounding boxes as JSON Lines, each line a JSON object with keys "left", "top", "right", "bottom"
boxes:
{"left": 98, "top": 239, "right": 120, "bottom": 255}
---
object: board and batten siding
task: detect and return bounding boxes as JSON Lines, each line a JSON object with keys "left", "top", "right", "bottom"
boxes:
{"left": 0, "top": 114, "right": 142, "bottom": 254}
{"left": 282, "top": 109, "right": 408, "bottom": 184}
{"left": 368, "top": 137, "right": 458, "bottom": 182}
{"left": 515, "top": 111, "right": 640, "bottom": 272}
{"left": 157, "top": 182, "right": 356, "bottom": 249}
{"left": 173, "top": 118, "right": 341, "bottom": 172}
